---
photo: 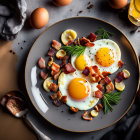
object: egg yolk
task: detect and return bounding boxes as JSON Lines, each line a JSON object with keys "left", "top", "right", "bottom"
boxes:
{"left": 95, "top": 47, "right": 115, "bottom": 67}
{"left": 68, "top": 78, "right": 90, "bottom": 100}
{"left": 75, "top": 55, "right": 87, "bottom": 71}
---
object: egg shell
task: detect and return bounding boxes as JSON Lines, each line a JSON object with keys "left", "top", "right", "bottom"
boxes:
{"left": 108, "top": 0, "right": 128, "bottom": 9}
{"left": 30, "top": 8, "right": 49, "bottom": 29}
{"left": 53, "top": 0, "right": 72, "bottom": 6}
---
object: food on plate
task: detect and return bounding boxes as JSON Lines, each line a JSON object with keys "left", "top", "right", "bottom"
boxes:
{"left": 56, "top": 50, "right": 66, "bottom": 59}
{"left": 30, "top": 8, "right": 49, "bottom": 29}
{"left": 37, "top": 28, "right": 130, "bottom": 120}
{"left": 61, "top": 29, "right": 77, "bottom": 45}
{"left": 43, "top": 77, "right": 53, "bottom": 92}
{"left": 115, "top": 81, "right": 125, "bottom": 91}
{"left": 52, "top": 0, "right": 72, "bottom": 6}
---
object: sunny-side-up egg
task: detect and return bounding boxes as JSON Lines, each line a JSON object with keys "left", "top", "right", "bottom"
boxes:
{"left": 71, "top": 39, "right": 121, "bottom": 74}
{"left": 58, "top": 72, "right": 99, "bottom": 110}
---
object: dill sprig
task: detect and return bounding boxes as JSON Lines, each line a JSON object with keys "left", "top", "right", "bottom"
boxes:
{"left": 102, "top": 92, "right": 122, "bottom": 114}
{"left": 62, "top": 45, "right": 86, "bottom": 57}
{"left": 95, "top": 27, "right": 113, "bottom": 39}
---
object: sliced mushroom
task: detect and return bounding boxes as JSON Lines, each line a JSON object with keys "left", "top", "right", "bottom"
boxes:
{"left": 115, "top": 81, "right": 125, "bottom": 91}
{"left": 90, "top": 110, "right": 98, "bottom": 117}
{"left": 70, "top": 106, "right": 79, "bottom": 113}
{"left": 82, "top": 111, "right": 92, "bottom": 121}
{"left": 56, "top": 50, "right": 66, "bottom": 60}
{"left": 122, "top": 69, "right": 130, "bottom": 79}
{"left": 43, "top": 77, "right": 53, "bottom": 92}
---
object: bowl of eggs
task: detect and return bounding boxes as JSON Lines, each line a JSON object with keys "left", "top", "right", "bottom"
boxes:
{"left": 25, "top": 17, "right": 139, "bottom": 132}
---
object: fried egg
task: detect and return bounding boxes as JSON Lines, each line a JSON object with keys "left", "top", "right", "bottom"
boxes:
{"left": 58, "top": 72, "right": 99, "bottom": 110}
{"left": 71, "top": 39, "right": 121, "bottom": 74}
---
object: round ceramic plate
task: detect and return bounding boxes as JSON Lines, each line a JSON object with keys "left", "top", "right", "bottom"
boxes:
{"left": 25, "top": 17, "right": 140, "bottom": 132}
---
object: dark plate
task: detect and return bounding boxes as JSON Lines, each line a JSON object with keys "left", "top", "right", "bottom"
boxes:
{"left": 25, "top": 17, "right": 140, "bottom": 132}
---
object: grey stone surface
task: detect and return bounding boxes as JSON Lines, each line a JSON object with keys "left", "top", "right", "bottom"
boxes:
{"left": 12, "top": 0, "right": 140, "bottom": 139}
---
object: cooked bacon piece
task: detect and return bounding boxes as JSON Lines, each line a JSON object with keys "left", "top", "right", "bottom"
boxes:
{"left": 50, "top": 93, "right": 58, "bottom": 100}
{"left": 51, "top": 62, "right": 60, "bottom": 73}
{"left": 53, "top": 99, "right": 62, "bottom": 107}
{"left": 48, "top": 57, "right": 53, "bottom": 67}
{"left": 94, "top": 105, "right": 99, "bottom": 112}
{"left": 80, "top": 37, "right": 94, "bottom": 47}
{"left": 100, "top": 79, "right": 106, "bottom": 86}
{"left": 60, "top": 55, "right": 69, "bottom": 68}
{"left": 97, "top": 104, "right": 103, "bottom": 111}
{"left": 70, "top": 106, "right": 79, "bottom": 113}
{"left": 47, "top": 48, "right": 55, "bottom": 56}
{"left": 106, "top": 82, "right": 114, "bottom": 93}
{"left": 115, "top": 72, "right": 124, "bottom": 83}
{"left": 38, "top": 57, "right": 46, "bottom": 69}
{"left": 48, "top": 83, "right": 58, "bottom": 92}
{"left": 118, "top": 60, "right": 124, "bottom": 68}
{"left": 61, "top": 96, "right": 67, "bottom": 103}
{"left": 82, "top": 66, "right": 90, "bottom": 76}
{"left": 51, "top": 91, "right": 62, "bottom": 100}
{"left": 102, "top": 71, "right": 111, "bottom": 77}
{"left": 66, "top": 40, "right": 74, "bottom": 46}
{"left": 94, "top": 90, "right": 103, "bottom": 98}
{"left": 91, "top": 75, "right": 101, "bottom": 83}
{"left": 91, "top": 65, "right": 101, "bottom": 75}
{"left": 64, "top": 63, "right": 76, "bottom": 74}
{"left": 104, "top": 76, "right": 111, "bottom": 84}
{"left": 82, "top": 111, "right": 92, "bottom": 121}
{"left": 53, "top": 71, "right": 61, "bottom": 80}
{"left": 40, "top": 71, "right": 48, "bottom": 80}
{"left": 87, "top": 32, "right": 97, "bottom": 42}
{"left": 97, "top": 84, "right": 104, "bottom": 90}
{"left": 52, "top": 40, "right": 61, "bottom": 50}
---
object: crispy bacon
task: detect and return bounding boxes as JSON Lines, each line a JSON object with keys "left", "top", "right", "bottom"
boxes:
{"left": 48, "top": 83, "right": 58, "bottom": 92}
{"left": 104, "top": 76, "right": 111, "bottom": 84}
{"left": 47, "top": 48, "right": 55, "bottom": 56}
{"left": 115, "top": 72, "right": 124, "bottom": 83}
{"left": 87, "top": 32, "right": 97, "bottom": 42}
{"left": 60, "top": 55, "right": 69, "bottom": 67}
{"left": 53, "top": 71, "right": 61, "bottom": 80}
{"left": 66, "top": 40, "right": 74, "bottom": 46}
{"left": 94, "top": 90, "right": 103, "bottom": 98}
{"left": 100, "top": 79, "right": 106, "bottom": 86}
{"left": 106, "top": 82, "right": 114, "bottom": 93}
{"left": 70, "top": 106, "right": 79, "bottom": 113}
{"left": 102, "top": 71, "right": 111, "bottom": 77}
{"left": 82, "top": 66, "right": 90, "bottom": 76}
{"left": 51, "top": 62, "right": 60, "bottom": 73}
{"left": 51, "top": 91, "right": 62, "bottom": 100}
{"left": 64, "top": 63, "right": 76, "bottom": 74}
{"left": 38, "top": 57, "right": 46, "bottom": 69}
{"left": 118, "top": 60, "right": 124, "bottom": 68}
{"left": 61, "top": 96, "right": 67, "bottom": 103}
{"left": 52, "top": 40, "right": 61, "bottom": 50}
{"left": 97, "top": 104, "right": 103, "bottom": 111}
{"left": 80, "top": 37, "right": 94, "bottom": 47}
{"left": 40, "top": 71, "right": 48, "bottom": 79}
{"left": 97, "top": 84, "right": 104, "bottom": 91}
{"left": 82, "top": 111, "right": 92, "bottom": 121}
{"left": 91, "top": 75, "right": 101, "bottom": 82}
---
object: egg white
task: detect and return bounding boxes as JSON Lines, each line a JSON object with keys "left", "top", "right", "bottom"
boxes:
{"left": 58, "top": 72, "right": 99, "bottom": 110}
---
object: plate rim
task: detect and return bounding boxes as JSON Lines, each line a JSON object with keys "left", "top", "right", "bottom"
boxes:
{"left": 25, "top": 16, "right": 140, "bottom": 133}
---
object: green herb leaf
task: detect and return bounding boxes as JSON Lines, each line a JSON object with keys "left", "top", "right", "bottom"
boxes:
{"left": 102, "top": 91, "right": 122, "bottom": 114}
{"left": 95, "top": 27, "right": 113, "bottom": 39}
{"left": 62, "top": 45, "right": 86, "bottom": 57}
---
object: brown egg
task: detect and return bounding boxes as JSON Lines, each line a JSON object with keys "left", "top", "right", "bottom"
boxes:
{"left": 52, "top": 0, "right": 72, "bottom": 6}
{"left": 30, "top": 8, "right": 49, "bottom": 29}
{"left": 108, "top": 0, "right": 128, "bottom": 9}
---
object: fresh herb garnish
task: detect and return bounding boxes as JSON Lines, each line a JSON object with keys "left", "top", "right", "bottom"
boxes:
{"left": 102, "top": 91, "right": 122, "bottom": 114}
{"left": 62, "top": 45, "right": 86, "bottom": 57}
{"left": 95, "top": 27, "right": 113, "bottom": 39}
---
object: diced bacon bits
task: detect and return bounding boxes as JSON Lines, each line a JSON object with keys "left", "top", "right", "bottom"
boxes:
{"left": 53, "top": 99, "right": 62, "bottom": 107}
{"left": 118, "top": 60, "right": 124, "bottom": 68}
{"left": 38, "top": 57, "right": 46, "bottom": 69}
{"left": 64, "top": 63, "right": 76, "bottom": 74}
{"left": 82, "top": 66, "right": 90, "bottom": 76}
{"left": 97, "top": 84, "right": 104, "bottom": 91}
{"left": 51, "top": 62, "right": 60, "bottom": 73}
{"left": 94, "top": 90, "right": 103, "bottom": 98}
{"left": 104, "top": 76, "right": 111, "bottom": 84}
{"left": 48, "top": 83, "right": 58, "bottom": 92}
{"left": 122, "top": 69, "right": 130, "bottom": 79}
{"left": 53, "top": 71, "right": 61, "bottom": 80}
{"left": 70, "top": 106, "right": 79, "bottom": 113}
{"left": 82, "top": 111, "right": 93, "bottom": 121}
{"left": 106, "top": 82, "right": 114, "bottom": 93}
{"left": 60, "top": 55, "right": 69, "bottom": 68}
{"left": 94, "top": 105, "right": 99, "bottom": 112}
{"left": 66, "top": 40, "right": 74, "bottom": 46}
{"left": 115, "top": 72, "right": 124, "bottom": 83}
{"left": 97, "top": 104, "right": 103, "bottom": 111}
{"left": 40, "top": 71, "right": 48, "bottom": 80}
{"left": 100, "top": 79, "right": 106, "bottom": 86}
{"left": 47, "top": 48, "right": 55, "bottom": 57}
{"left": 52, "top": 40, "right": 61, "bottom": 50}
{"left": 102, "top": 71, "right": 111, "bottom": 77}
{"left": 61, "top": 96, "right": 67, "bottom": 103}
{"left": 48, "top": 57, "right": 53, "bottom": 67}
{"left": 87, "top": 32, "right": 97, "bottom": 42}
{"left": 51, "top": 91, "right": 62, "bottom": 100}
{"left": 56, "top": 50, "right": 66, "bottom": 60}
{"left": 80, "top": 37, "right": 94, "bottom": 47}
